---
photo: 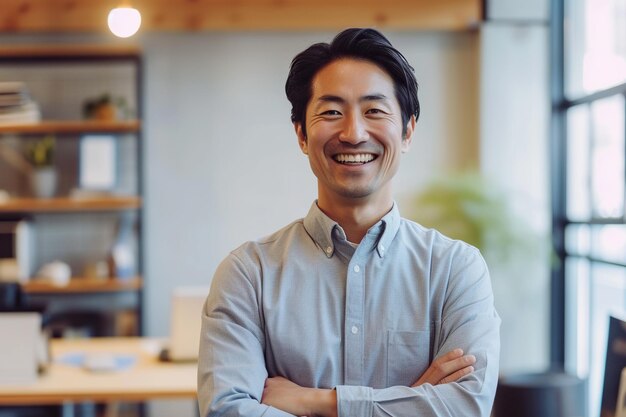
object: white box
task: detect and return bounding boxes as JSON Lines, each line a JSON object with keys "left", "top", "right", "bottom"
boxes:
{"left": 0, "top": 312, "right": 41, "bottom": 384}
{"left": 168, "top": 286, "right": 209, "bottom": 361}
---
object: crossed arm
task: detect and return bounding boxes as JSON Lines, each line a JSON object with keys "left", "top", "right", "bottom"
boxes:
{"left": 261, "top": 348, "right": 477, "bottom": 417}
{"left": 198, "top": 248, "right": 500, "bottom": 417}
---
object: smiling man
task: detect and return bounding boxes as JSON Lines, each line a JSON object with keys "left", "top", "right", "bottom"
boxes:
{"left": 198, "top": 28, "right": 500, "bottom": 417}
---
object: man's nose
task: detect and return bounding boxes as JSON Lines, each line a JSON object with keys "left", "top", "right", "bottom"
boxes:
{"left": 338, "top": 113, "right": 368, "bottom": 144}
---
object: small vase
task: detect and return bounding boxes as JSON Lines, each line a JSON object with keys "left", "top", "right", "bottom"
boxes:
{"left": 30, "top": 167, "right": 57, "bottom": 198}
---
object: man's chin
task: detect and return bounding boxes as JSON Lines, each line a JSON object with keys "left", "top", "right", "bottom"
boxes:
{"left": 334, "top": 186, "right": 375, "bottom": 200}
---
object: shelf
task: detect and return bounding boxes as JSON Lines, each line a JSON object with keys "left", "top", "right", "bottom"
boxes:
{"left": 22, "top": 276, "right": 142, "bottom": 294}
{"left": 0, "top": 196, "right": 141, "bottom": 213}
{"left": 0, "top": 120, "right": 140, "bottom": 135}
{"left": 0, "top": 45, "right": 141, "bottom": 59}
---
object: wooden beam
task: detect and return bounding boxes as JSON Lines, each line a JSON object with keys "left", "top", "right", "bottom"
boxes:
{"left": 0, "top": 0, "right": 482, "bottom": 33}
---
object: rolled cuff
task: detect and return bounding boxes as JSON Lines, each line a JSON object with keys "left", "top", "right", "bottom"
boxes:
{"left": 336, "top": 385, "right": 373, "bottom": 417}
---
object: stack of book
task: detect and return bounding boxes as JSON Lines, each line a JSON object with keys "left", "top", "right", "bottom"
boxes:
{"left": 0, "top": 82, "right": 41, "bottom": 125}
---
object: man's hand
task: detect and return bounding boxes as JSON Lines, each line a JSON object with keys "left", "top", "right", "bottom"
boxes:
{"left": 262, "top": 376, "right": 337, "bottom": 417}
{"left": 412, "top": 348, "right": 476, "bottom": 387}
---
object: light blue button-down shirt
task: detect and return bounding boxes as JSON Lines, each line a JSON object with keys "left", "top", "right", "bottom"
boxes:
{"left": 198, "top": 202, "right": 500, "bottom": 417}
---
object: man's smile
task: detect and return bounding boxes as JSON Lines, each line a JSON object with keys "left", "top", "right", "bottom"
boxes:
{"left": 332, "top": 153, "right": 378, "bottom": 165}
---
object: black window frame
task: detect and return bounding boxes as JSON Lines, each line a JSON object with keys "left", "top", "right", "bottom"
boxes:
{"left": 551, "top": 0, "right": 626, "bottom": 369}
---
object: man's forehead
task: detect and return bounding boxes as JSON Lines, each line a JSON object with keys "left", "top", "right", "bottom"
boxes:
{"left": 313, "top": 58, "right": 392, "bottom": 82}
{"left": 310, "top": 62, "right": 395, "bottom": 99}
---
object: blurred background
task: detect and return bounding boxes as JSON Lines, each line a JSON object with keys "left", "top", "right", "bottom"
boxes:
{"left": 0, "top": 0, "right": 624, "bottom": 416}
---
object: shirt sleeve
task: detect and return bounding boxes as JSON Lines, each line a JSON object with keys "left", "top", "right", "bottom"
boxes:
{"left": 197, "top": 252, "right": 296, "bottom": 417}
{"left": 335, "top": 245, "right": 501, "bottom": 417}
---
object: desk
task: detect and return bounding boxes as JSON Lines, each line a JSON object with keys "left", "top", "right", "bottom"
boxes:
{"left": 0, "top": 337, "right": 196, "bottom": 405}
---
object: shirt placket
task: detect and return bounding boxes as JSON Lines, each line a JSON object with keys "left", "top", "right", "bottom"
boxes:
{"left": 344, "top": 254, "right": 364, "bottom": 386}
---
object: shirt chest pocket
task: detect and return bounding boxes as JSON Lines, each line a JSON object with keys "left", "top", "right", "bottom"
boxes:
{"left": 386, "top": 330, "right": 431, "bottom": 387}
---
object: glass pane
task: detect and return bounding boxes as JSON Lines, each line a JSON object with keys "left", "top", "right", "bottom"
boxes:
{"left": 566, "top": 259, "right": 626, "bottom": 417}
{"left": 566, "top": 224, "right": 590, "bottom": 257}
{"left": 588, "top": 264, "right": 626, "bottom": 417}
{"left": 566, "top": 0, "right": 626, "bottom": 97}
{"left": 590, "top": 95, "right": 625, "bottom": 218}
{"left": 591, "top": 225, "right": 626, "bottom": 264}
{"left": 565, "top": 257, "right": 590, "bottom": 377}
{"left": 567, "top": 104, "right": 591, "bottom": 221}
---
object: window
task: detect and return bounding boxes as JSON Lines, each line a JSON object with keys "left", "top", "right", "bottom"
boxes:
{"left": 554, "top": 0, "right": 626, "bottom": 416}
{"left": 566, "top": 0, "right": 626, "bottom": 97}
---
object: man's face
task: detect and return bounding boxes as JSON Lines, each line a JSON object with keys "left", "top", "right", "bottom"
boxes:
{"left": 296, "top": 58, "right": 414, "bottom": 209}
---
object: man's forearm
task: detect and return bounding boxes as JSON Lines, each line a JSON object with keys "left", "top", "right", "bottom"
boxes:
{"left": 307, "top": 388, "right": 338, "bottom": 417}
{"left": 262, "top": 348, "right": 474, "bottom": 417}
{"left": 262, "top": 376, "right": 338, "bottom": 417}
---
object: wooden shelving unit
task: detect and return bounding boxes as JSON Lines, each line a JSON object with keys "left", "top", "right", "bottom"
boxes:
{"left": 22, "top": 277, "right": 142, "bottom": 294}
{"left": 0, "top": 44, "right": 145, "bottom": 337}
{"left": 0, "top": 120, "right": 141, "bottom": 135}
{"left": 0, "top": 196, "right": 141, "bottom": 213}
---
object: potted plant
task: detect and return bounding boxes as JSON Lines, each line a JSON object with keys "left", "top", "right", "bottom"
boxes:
{"left": 25, "top": 135, "right": 56, "bottom": 198}
{"left": 83, "top": 93, "right": 130, "bottom": 121}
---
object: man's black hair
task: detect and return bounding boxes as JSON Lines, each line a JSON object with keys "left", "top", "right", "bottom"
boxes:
{"left": 285, "top": 28, "right": 420, "bottom": 138}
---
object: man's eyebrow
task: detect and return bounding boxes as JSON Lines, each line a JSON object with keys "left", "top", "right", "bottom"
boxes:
{"left": 361, "top": 94, "right": 390, "bottom": 102}
{"left": 315, "top": 94, "right": 391, "bottom": 103}
{"left": 316, "top": 95, "right": 345, "bottom": 104}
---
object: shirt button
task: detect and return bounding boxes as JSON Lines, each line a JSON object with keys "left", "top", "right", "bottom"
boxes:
{"left": 380, "top": 245, "right": 385, "bottom": 252}
{"left": 351, "top": 326, "right": 359, "bottom": 334}
{"left": 326, "top": 246, "right": 332, "bottom": 254}
{"left": 353, "top": 265, "right": 360, "bottom": 273}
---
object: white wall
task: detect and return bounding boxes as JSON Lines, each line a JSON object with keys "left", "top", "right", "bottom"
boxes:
{"left": 141, "top": 31, "right": 480, "bottom": 337}
{"left": 487, "top": 0, "right": 549, "bottom": 21}
{"left": 479, "top": 20, "right": 551, "bottom": 373}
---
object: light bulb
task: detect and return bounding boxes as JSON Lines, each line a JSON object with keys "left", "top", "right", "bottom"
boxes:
{"left": 108, "top": 7, "right": 142, "bottom": 38}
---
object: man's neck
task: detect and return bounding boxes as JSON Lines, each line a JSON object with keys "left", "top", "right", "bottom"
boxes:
{"left": 317, "top": 194, "right": 393, "bottom": 244}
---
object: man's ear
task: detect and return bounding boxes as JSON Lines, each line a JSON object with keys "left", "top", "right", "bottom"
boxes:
{"left": 401, "top": 115, "right": 416, "bottom": 153}
{"left": 295, "top": 123, "right": 308, "bottom": 155}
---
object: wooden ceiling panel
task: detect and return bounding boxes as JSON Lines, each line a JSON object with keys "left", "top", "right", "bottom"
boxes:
{"left": 0, "top": 0, "right": 482, "bottom": 33}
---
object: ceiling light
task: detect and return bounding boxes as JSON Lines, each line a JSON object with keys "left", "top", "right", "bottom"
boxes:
{"left": 108, "top": 6, "right": 142, "bottom": 38}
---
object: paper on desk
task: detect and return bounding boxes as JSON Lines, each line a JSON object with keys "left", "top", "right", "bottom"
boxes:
{"left": 57, "top": 352, "right": 136, "bottom": 371}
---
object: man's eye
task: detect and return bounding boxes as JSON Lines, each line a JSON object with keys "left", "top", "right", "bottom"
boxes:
{"left": 366, "top": 108, "right": 385, "bottom": 115}
{"left": 321, "top": 110, "right": 341, "bottom": 116}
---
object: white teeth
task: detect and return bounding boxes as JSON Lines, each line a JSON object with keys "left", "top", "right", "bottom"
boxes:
{"left": 334, "top": 153, "right": 375, "bottom": 164}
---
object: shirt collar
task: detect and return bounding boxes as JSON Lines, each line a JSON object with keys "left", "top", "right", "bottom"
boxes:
{"left": 303, "top": 201, "right": 401, "bottom": 258}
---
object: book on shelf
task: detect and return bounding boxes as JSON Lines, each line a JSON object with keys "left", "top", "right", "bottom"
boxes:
{"left": 0, "top": 82, "right": 41, "bottom": 125}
